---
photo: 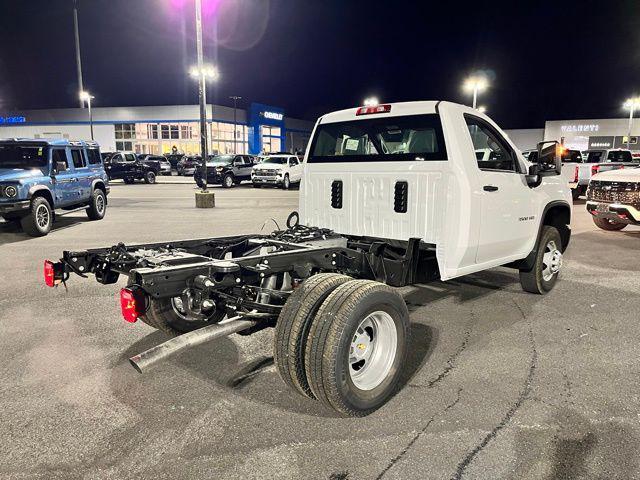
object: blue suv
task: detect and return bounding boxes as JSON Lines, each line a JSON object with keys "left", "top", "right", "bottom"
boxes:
{"left": 0, "top": 139, "right": 110, "bottom": 236}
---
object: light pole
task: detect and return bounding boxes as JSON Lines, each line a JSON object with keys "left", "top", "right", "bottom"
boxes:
{"left": 79, "top": 91, "right": 94, "bottom": 140}
{"left": 194, "top": 0, "right": 209, "bottom": 193}
{"left": 229, "top": 96, "right": 242, "bottom": 153}
{"left": 463, "top": 75, "right": 488, "bottom": 109}
{"left": 73, "top": 0, "right": 84, "bottom": 108}
{"left": 623, "top": 97, "right": 640, "bottom": 150}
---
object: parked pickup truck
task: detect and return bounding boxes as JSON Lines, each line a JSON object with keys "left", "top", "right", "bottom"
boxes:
{"left": 523, "top": 147, "right": 583, "bottom": 199}
{"left": 103, "top": 151, "right": 159, "bottom": 184}
{"left": 138, "top": 154, "right": 172, "bottom": 175}
{"left": 45, "top": 101, "right": 571, "bottom": 416}
{"left": 0, "top": 139, "right": 109, "bottom": 236}
{"left": 586, "top": 166, "right": 640, "bottom": 230}
{"left": 251, "top": 154, "right": 303, "bottom": 189}
{"left": 194, "top": 154, "right": 256, "bottom": 188}
{"left": 573, "top": 149, "right": 638, "bottom": 198}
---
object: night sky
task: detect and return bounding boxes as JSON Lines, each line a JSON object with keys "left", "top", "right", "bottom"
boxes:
{"left": 0, "top": 0, "right": 639, "bottom": 128}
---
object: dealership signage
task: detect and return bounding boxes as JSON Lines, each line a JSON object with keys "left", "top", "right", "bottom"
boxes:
{"left": 0, "top": 116, "right": 26, "bottom": 124}
{"left": 561, "top": 124, "right": 599, "bottom": 133}
{"left": 261, "top": 111, "right": 283, "bottom": 121}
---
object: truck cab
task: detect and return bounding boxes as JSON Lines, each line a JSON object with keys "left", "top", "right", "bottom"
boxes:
{"left": 0, "top": 138, "right": 109, "bottom": 236}
{"left": 103, "top": 151, "right": 158, "bottom": 184}
{"left": 300, "top": 101, "right": 571, "bottom": 281}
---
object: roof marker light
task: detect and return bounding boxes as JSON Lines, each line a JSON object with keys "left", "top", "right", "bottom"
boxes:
{"left": 356, "top": 104, "right": 392, "bottom": 116}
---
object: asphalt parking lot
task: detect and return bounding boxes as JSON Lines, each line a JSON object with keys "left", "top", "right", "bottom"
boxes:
{"left": 1, "top": 182, "right": 639, "bottom": 480}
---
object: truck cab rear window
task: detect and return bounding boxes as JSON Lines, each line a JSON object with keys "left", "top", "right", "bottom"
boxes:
{"left": 308, "top": 114, "right": 447, "bottom": 163}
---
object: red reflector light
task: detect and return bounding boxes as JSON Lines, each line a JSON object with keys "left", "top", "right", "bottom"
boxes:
{"left": 356, "top": 104, "right": 392, "bottom": 116}
{"left": 120, "top": 287, "right": 145, "bottom": 323}
{"left": 44, "top": 260, "right": 56, "bottom": 287}
{"left": 574, "top": 166, "right": 579, "bottom": 182}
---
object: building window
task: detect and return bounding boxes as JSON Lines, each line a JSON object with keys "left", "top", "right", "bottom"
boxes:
{"left": 261, "top": 125, "right": 282, "bottom": 153}
{"left": 115, "top": 123, "right": 136, "bottom": 140}
{"left": 211, "top": 122, "right": 248, "bottom": 155}
{"left": 149, "top": 124, "right": 158, "bottom": 139}
{"left": 116, "top": 141, "right": 134, "bottom": 151}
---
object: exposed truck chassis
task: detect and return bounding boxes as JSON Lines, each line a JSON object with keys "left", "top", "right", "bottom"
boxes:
{"left": 48, "top": 223, "right": 442, "bottom": 416}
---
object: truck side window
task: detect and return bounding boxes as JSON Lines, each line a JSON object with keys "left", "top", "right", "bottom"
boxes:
{"left": 70, "top": 149, "right": 85, "bottom": 168}
{"left": 124, "top": 154, "right": 136, "bottom": 162}
{"left": 52, "top": 149, "right": 68, "bottom": 169}
{"left": 465, "top": 116, "right": 517, "bottom": 172}
{"left": 87, "top": 148, "right": 102, "bottom": 164}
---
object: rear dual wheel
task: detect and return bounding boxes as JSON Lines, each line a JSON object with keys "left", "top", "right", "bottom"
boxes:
{"left": 274, "top": 275, "right": 409, "bottom": 416}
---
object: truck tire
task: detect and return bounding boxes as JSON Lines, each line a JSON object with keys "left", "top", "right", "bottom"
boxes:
{"left": 143, "top": 171, "right": 156, "bottom": 184}
{"left": 222, "top": 173, "right": 234, "bottom": 188}
{"left": 592, "top": 217, "right": 627, "bottom": 231}
{"left": 86, "top": 189, "right": 107, "bottom": 220}
{"left": 282, "top": 174, "right": 291, "bottom": 190}
{"left": 304, "top": 280, "right": 410, "bottom": 416}
{"left": 140, "top": 296, "right": 226, "bottom": 336}
{"left": 571, "top": 188, "right": 580, "bottom": 201}
{"left": 274, "top": 273, "right": 352, "bottom": 399}
{"left": 519, "top": 226, "right": 563, "bottom": 294}
{"left": 21, "top": 196, "right": 53, "bottom": 237}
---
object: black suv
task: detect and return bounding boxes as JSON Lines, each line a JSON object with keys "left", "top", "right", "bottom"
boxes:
{"left": 194, "top": 154, "right": 256, "bottom": 188}
{"left": 103, "top": 151, "right": 159, "bottom": 184}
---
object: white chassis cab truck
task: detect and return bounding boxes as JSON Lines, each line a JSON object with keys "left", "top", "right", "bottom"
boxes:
{"left": 45, "top": 101, "right": 571, "bottom": 417}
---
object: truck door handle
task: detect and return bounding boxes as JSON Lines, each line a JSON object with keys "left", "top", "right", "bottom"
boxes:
{"left": 483, "top": 185, "right": 499, "bottom": 192}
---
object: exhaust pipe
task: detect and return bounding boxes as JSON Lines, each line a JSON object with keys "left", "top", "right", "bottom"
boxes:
{"left": 129, "top": 316, "right": 257, "bottom": 373}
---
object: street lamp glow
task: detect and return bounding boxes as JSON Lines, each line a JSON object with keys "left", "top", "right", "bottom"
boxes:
{"left": 79, "top": 90, "right": 94, "bottom": 101}
{"left": 477, "top": 105, "right": 487, "bottom": 114}
{"left": 623, "top": 97, "right": 640, "bottom": 149}
{"left": 363, "top": 97, "right": 379, "bottom": 107}
{"left": 79, "top": 91, "right": 95, "bottom": 141}
{"left": 189, "top": 64, "right": 219, "bottom": 80}
{"left": 462, "top": 75, "right": 489, "bottom": 109}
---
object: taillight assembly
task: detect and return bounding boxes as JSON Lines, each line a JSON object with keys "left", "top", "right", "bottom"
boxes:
{"left": 591, "top": 165, "right": 599, "bottom": 175}
{"left": 573, "top": 166, "right": 579, "bottom": 183}
{"left": 120, "top": 287, "right": 146, "bottom": 323}
{"left": 44, "top": 260, "right": 63, "bottom": 287}
{"left": 356, "top": 104, "right": 392, "bottom": 116}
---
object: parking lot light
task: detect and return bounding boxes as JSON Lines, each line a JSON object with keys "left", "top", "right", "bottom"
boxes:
{"left": 363, "top": 97, "right": 379, "bottom": 107}
{"left": 79, "top": 91, "right": 95, "bottom": 140}
{"left": 623, "top": 97, "right": 640, "bottom": 150}
{"left": 463, "top": 75, "right": 488, "bottom": 109}
{"left": 477, "top": 105, "right": 487, "bottom": 114}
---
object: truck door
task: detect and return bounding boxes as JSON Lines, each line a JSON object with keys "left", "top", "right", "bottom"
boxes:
{"left": 70, "top": 147, "right": 91, "bottom": 202}
{"left": 464, "top": 115, "right": 538, "bottom": 264}
{"left": 289, "top": 156, "right": 303, "bottom": 182}
{"left": 51, "top": 147, "right": 76, "bottom": 207}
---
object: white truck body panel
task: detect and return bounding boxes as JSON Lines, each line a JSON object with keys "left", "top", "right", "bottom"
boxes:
{"left": 300, "top": 101, "right": 571, "bottom": 281}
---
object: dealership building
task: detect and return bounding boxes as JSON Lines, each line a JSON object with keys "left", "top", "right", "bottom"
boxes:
{"left": 505, "top": 118, "right": 640, "bottom": 153}
{"left": 1, "top": 103, "right": 638, "bottom": 157}
{"left": 0, "top": 102, "right": 314, "bottom": 156}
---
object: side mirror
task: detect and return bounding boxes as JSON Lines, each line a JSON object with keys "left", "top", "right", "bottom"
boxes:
{"left": 535, "top": 141, "right": 562, "bottom": 176}
{"left": 55, "top": 161, "right": 67, "bottom": 173}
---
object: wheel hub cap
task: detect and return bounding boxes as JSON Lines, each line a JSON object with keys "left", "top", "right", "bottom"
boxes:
{"left": 36, "top": 205, "right": 49, "bottom": 228}
{"left": 349, "top": 311, "right": 398, "bottom": 391}
{"left": 542, "top": 240, "right": 562, "bottom": 281}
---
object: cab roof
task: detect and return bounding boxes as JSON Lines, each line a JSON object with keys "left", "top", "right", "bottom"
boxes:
{"left": 0, "top": 137, "right": 99, "bottom": 147}
{"left": 318, "top": 101, "right": 441, "bottom": 124}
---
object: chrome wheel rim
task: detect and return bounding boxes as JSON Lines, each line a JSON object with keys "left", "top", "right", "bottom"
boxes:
{"left": 542, "top": 240, "right": 562, "bottom": 282}
{"left": 225, "top": 176, "right": 233, "bottom": 187}
{"left": 284, "top": 176, "right": 290, "bottom": 188}
{"left": 36, "top": 204, "right": 50, "bottom": 229}
{"left": 96, "top": 194, "right": 105, "bottom": 214}
{"left": 349, "top": 311, "right": 398, "bottom": 391}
